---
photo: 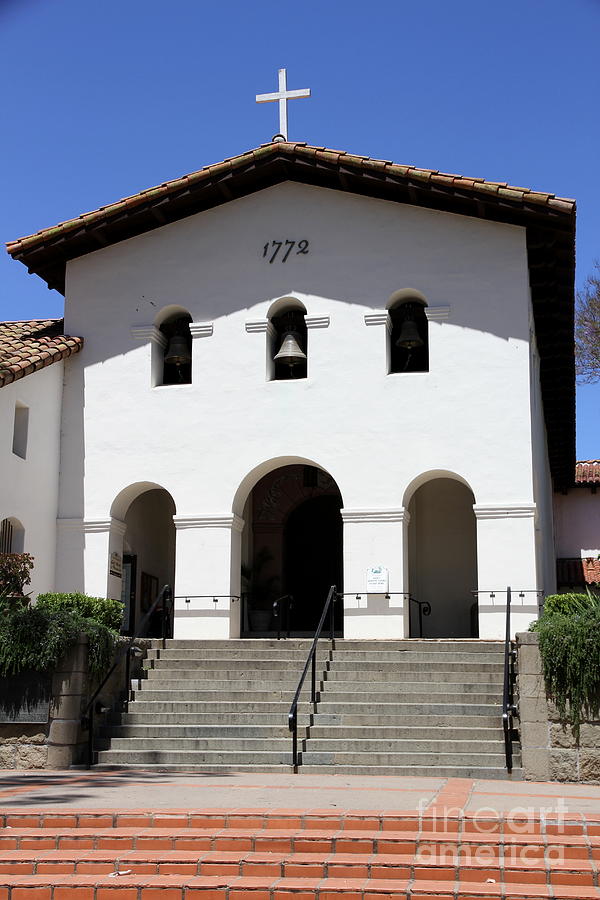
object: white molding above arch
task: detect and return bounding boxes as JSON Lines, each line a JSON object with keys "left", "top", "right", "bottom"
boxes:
{"left": 425, "top": 305, "right": 451, "bottom": 321}
{"left": 245, "top": 319, "right": 276, "bottom": 338}
{"left": 473, "top": 503, "right": 537, "bottom": 520}
{"left": 364, "top": 311, "right": 391, "bottom": 334}
{"left": 341, "top": 508, "right": 409, "bottom": 524}
{"left": 82, "top": 518, "right": 112, "bottom": 534}
{"left": 131, "top": 325, "right": 167, "bottom": 348}
{"left": 305, "top": 315, "right": 330, "bottom": 329}
{"left": 173, "top": 514, "right": 245, "bottom": 532}
{"left": 189, "top": 322, "right": 213, "bottom": 339}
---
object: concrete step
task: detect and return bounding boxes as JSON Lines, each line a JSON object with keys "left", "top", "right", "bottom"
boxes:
{"left": 139, "top": 676, "right": 503, "bottom": 693}
{"left": 300, "top": 764, "right": 523, "bottom": 778}
{"left": 96, "top": 749, "right": 294, "bottom": 765}
{"left": 109, "top": 723, "right": 504, "bottom": 740}
{"left": 144, "top": 654, "right": 504, "bottom": 677}
{"left": 105, "top": 736, "right": 513, "bottom": 754}
{"left": 300, "top": 750, "right": 513, "bottom": 766}
{"left": 146, "top": 649, "right": 503, "bottom": 663}
{"left": 155, "top": 639, "right": 503, "bottom": 651}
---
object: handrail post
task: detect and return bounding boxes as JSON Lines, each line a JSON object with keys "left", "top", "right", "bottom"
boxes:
{"left": 311, "top": 652, "right": 316, "bottom": 706}
{"left": 502, "top": 585, "right": 513, "bottom": 774}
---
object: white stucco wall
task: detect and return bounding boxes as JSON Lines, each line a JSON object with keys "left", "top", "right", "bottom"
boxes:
{"left": 0, "top": 363, "right": 64, "bottom": 598}
{"left": 57, "top": 181, "right": 547, "bottom": 638}
{"left": 554, "top": 489, "right": 600, "bottom": 558}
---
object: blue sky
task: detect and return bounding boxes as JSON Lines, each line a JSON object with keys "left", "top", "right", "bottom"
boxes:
{"left": 1, "top": 0, "right": 598, "bottom": 458}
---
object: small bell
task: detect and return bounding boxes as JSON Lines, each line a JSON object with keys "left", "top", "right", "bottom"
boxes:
{"left": 395, "top": 307, "right": 424, "bottom": 350}
{"left": 164, "top": 334, "right": 192, "bottom": 367}
{"left": 273, "top": 330, "right": 307, "bottom": 368}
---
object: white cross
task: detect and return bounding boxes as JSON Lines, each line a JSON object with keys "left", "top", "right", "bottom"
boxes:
{"left": 256, "top": 68, "right": 311, "bottom": 141}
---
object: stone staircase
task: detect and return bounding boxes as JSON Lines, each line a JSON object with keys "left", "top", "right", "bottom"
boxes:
{"left": 97, "top": 639, "right": 521, "bottom": 778}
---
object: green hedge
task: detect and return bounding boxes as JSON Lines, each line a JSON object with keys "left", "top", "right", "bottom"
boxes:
{"left": 532, "top": 591, "right": 600, "bottom": 738}
{"left": 36, "top": 593, "right": 124, "bottom": 632}
{"left": 0, "top": 593, "right": 118, "bottom": 679}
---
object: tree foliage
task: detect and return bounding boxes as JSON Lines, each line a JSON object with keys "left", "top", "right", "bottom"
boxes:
{"left": 575, "top": 262, "right": 600, "bottom": 383}
{"left": 0, "top": 552, "right": 34, "bottom": 598}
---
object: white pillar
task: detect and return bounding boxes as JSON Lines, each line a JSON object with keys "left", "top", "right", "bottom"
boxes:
{"left": 474, "top": 503, "right": 540, "bottom": 638}
{"left": 107, "top": 518, "right": 127, "bottom": 601}
{"left": 82, "top": 519, "right": 111, "bottom": 598}
{"left": 55, "top": 518, "right": 85, "bottom": 594}
{"left": 341, "top": 508, "right": 408, "bottom": 638}
{"left": 173, "top": 514, "right": 244, "bottom": 639}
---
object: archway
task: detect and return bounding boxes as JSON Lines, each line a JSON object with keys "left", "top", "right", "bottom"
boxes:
{"left": 111, "top": 485, "right": 176, "bottom": 636}
{"left": 241, "top": 464, "right": 343, "bottom": 636}
{"left": 407, "top": 476, "right": 477, "bottom": 637}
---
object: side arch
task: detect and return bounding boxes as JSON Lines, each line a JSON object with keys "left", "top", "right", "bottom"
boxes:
{"left": 403, "top": 469, "right": 476, "bottom": 508}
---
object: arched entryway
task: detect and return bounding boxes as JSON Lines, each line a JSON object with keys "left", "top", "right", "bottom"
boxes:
{"left": 111, "top": 485, "right": 176, "bottom": 636}
{"left": 240, "top": 464, "right": 343, "bottom": 636}
{"left": 407, "top": 476, "right": 478, "bottom": 638}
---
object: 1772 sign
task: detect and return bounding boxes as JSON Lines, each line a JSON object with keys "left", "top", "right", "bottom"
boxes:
{"left": 261, "top": 239, "right": 309, "bottom": 263}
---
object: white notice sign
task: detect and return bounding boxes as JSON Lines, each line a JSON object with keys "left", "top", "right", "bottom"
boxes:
{"left": 366, "top": 565, "right": 389, "bottom": 593}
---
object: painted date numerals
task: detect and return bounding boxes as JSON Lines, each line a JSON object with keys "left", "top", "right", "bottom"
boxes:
{"left": 262, "top": 239, "right": 309, "bottom": 263}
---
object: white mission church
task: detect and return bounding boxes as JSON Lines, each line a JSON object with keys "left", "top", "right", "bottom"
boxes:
{"left": 2, "top": 127, "right": 596, "bottom": 643}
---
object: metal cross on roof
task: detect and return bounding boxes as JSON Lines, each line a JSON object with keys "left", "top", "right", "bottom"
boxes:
{"left": 256, "top": 68, "right": 311, "bottom": 141}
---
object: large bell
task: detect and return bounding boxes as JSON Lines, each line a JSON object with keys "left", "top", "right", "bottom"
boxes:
{"left": 164, "top": 334, "right": 192, "bottom": 367}
{"left": 273, "top": 330, "right": 307, "bottom": 368}
{"left": 395, "top": 312, "right": 424, "bottom": 350}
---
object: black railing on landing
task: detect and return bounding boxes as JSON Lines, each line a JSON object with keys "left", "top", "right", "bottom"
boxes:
{"left": 288, "top": 585, "right": 338, "bottom": 771}
{"left": 81, "top": 584, "right": 173, "bottom": 769}
{"left": 337, "top": 591, "right": 431, "bottom": 638}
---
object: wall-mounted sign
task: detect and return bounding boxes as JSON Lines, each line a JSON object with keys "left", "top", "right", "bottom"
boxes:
{"left": 366, "top": 565, "right": 389, "bottom": 593}
{"left": 109, "top": 552, "right": 123, "bottom": 578}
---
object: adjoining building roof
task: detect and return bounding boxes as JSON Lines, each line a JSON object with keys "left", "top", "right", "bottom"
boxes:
{"left": 0, "top": 319, "right": 83, "bottom": 388}
{"left": 575, "top": 460, "right": 600, "bottom": 485}
{"left": 557, "top": 557, "right": 600, "bottom": 588}
{"left": 4, "top": 140, "right": 576, "bottom": 487}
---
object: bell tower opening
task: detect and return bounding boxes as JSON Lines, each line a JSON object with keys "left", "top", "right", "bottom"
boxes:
{"left": 241, "top": 464, "right": 343, "bottom": 636}
{"left": 269, "top": 301, "right": 307, "bottom": 381}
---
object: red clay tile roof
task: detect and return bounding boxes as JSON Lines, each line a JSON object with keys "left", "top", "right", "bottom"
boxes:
{"left": 6, "top": 142, "right": 576, "bottom": 266}
{"left": 557, "top": 557, "right": 600, "bottom": 587}
{"left": 0, "top": 319, "right": 83, "bottom": 388}
{"left": 575, "top": 460, "right": 600, "bottom": 484}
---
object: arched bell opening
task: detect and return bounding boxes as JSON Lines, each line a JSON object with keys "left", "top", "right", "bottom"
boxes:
{"left": 388, "top": 296, "right": 429, "bottom": 374}
{"left": 240, "top": 464, "right": 343, "bottom": 636}
{"left": 268, "top": 300, "right": 307, "bottom": 381}
{"left": 111, "top": 485, "right": 176, "bottom": 636}
{"left": 407, "top": 477, "right": 477, "bottom": 637}
{"left": 157, "top": 309, "right": 192, "bottom": 385}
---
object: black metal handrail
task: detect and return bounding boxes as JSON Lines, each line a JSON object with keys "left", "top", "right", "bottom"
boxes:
{"left": 288, "top": 584, "right": 337, "bottom": 771}
{"left": 82, "top": 583, "right": 173, "bottom": 769}
{"left": 409, "top": 596, "right": 431, "bottom": 638}
{"left": 272, "top": 594, "right": 293, "bottom": 639}
{"left": 502, "top": 585, "right": 517, "bottom": 774}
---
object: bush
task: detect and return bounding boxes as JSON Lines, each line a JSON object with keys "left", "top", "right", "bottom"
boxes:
{"left": 0, "top": 603, "right": 117, "bottom": 679}
{"left": 532, "top": 590, "right": 600, "bottom": 738}
{"left": 0, "top": 553, "right": 34, "bottom": 598}
{"left": 541, "top": 592, "right": 598, "bottom": 618}
{"left": 36, "top": 593, "right": 124, "bottom": 631}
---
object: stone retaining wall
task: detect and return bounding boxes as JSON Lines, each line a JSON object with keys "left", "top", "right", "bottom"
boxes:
{"left": 517, "top": 631, "right": 600, "bottom": 783}
{"left": 0, "top": 637, "right": 149, "bottom": 769}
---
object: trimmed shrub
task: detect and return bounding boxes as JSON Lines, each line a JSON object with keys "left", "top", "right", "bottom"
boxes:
{"left": 36, "top": 593, "right": 124, "bottom": 632}
{"left": 541, "top": 592, "right": 599, "bottom": 618}
{"left": 0, "top": 603, "right": 116, "bottom": 678}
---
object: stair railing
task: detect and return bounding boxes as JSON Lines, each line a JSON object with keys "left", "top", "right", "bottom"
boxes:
{"left": 502, "top": 585, "right": 518, "bottom": 774}
{"left": 81, "top": 583, "right": 173, "bottom": 769}
{"left": 288, "top": 584, "right": 337, "bottom": 771}
{"left": 409, "top": 596, "right": 431, "bottom": 638}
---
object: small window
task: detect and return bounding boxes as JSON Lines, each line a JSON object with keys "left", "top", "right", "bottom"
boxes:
{"left": 270, "top": 306, "right": 307, "bottom": 381}
{"left": 0, "top": 517, "right": 24, "bottom": 553}
{"left": 389, "top": 301, "right": 429, "bottom": 374}
{"left": 12, "top": 404, "right": 29, "bottom": 459}
{"left": 158, "top": 313, "right": 192, "bottom": 385}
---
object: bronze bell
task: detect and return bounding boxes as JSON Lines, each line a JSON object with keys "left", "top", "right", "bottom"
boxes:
{"left": 395, "top": 308, "right": 424, "bottom": 350}
{"left": 273, "top": 330, "right": 307, "bottom": 368}
{"left": 164, "top": 334, "right": 192, "bottom": 367}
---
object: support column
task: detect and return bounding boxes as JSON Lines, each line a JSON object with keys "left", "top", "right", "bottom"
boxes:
{"left": 173, "top": 514, "right": 244, "bottom": 639}
{"left": 474, "top": 503, "right": 539, "bottom": 638}
{"left": 341, "top": 508, "right": 408, "bottom": 639}
{"left": 80, "top": 517, "right": 127, "bottom": 601}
